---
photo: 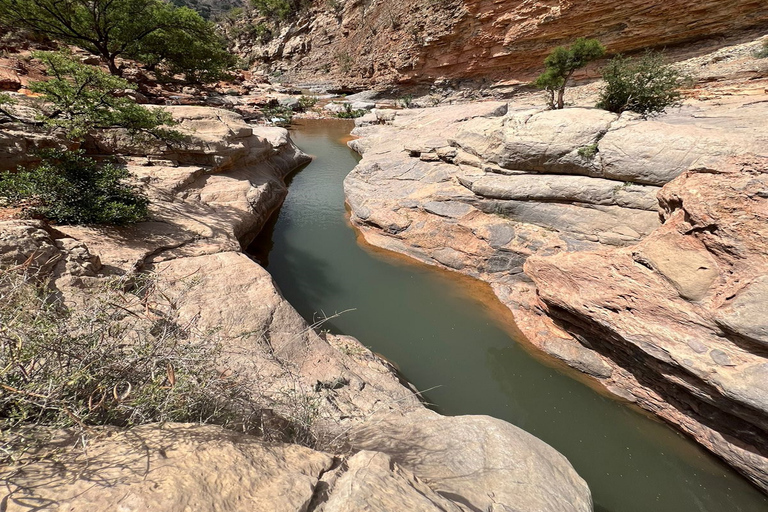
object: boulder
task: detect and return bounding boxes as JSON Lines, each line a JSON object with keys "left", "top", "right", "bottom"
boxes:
{"left": 349, "top": 410, "right": 593, "bottom": 512}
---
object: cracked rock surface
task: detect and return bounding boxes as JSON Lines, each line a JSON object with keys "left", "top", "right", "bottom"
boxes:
{"left": 343, "top": 94, "right": 768, "bottom": 491}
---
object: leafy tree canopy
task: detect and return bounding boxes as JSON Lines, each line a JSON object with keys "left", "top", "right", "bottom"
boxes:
{"left": 0, "top": 0, "right": 232, "bottom": 81}
{"left": 28, "top": 51, "right": 179, "bottom": 140}
{"left": 535, "top": 38, "right": 605, "bottom": 109}
{"left": 128, "top": 7, "right": 236, "bottom": 83}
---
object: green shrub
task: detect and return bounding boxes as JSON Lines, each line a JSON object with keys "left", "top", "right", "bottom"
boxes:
{"left": 0, "top": 0, "right": 232, "bottom": 79}
{"left": 30, "top": 51, "right": 179, "bottom": 141}
{"left": 535, "top": 38, "right": 605, "bottom": 109}
{"left": 597, "top": 51, "right": 687, "bottom": 116}
{"left": 335, "top": 104, "right": 367, "bottom": 119}
{"left": 398, "top": 94, "right": 413, "bottom": 108}
{"left": 0, "top": 150, "right": 149, "bottom": 225}
{"left": 297, "top": 95, "right": 318, "bottom": 111}
{"left": 577, "top": 143, "right": 598, "bottom": 159}
{"left": 251, "top": 0, "right": 310, "bottom": 21}
{"left": 261, "top": 104, "right": 294, "bottom": 126}
{"left": 755, "top": 41, "right": 768, "bottom": 59}
{"left": 249, "top": 22, "right": 274, "bottom": 44}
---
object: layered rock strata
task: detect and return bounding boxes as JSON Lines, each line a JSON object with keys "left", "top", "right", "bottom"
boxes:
{"left": 244, "top": 0, "right": 768, "bottom": 87}
{"left": 0, "top": 107, "right": 592, "bottom": 511}
{"left": 343, "top": 97, "right": 768, "bottom": 491}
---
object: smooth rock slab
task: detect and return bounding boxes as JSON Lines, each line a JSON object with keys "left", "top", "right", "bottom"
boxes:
{"left": 349, "top": 409, "right": 593, "bottom": 512}
{"left": 0, "top": 424, "right": 333, "bottom": 512}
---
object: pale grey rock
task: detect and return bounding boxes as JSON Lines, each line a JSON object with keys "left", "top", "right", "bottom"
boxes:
{"left": 470, "top": 174, "right": 660, "bottom": 210}
{"left": 634, "top": 234, "right": 720, "bottom": 301}
{"left": 0, "top": 125, "right": 70, "bottom": 172}
{"left": 0, "top": 424, "right": 333, "bottom": 512}
{"left": 422, "top": 200, "right": 475, "bottom": 218}
{"left": 321, "top": 451, "right": 463, "bottom": 512}
{"left": 349, "top": 410, "right": 593, "bottom": 512}
{"left": 477, "top": 199, "right": 660, "bottom": 246}
{"left": 0, "top": 220, "right": 61, "bottom": 273}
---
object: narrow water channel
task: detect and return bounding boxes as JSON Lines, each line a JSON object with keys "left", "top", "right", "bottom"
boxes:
{"left": 248, "top": 119, "right": 768, "bottom": 512}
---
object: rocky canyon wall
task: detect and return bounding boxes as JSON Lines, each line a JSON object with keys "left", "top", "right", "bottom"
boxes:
{"left": 242, "top": 0, "right": 768, "bottom": 88}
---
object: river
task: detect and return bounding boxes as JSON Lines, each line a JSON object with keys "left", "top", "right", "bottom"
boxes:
{"left": 248, "top": 118, "right": 768, "bottom": 512}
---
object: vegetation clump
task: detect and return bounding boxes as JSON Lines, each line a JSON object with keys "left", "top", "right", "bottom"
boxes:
{"left": 28, "top": 51, "right": 180, "bottom": 140}
{"left": 596, "top": 51, "right": 688, "bottom": 116}
{"left": 577, "top": 143, "right": 599, "bottom": 159}
{"left": 535, "top": 38, "right": 605, "bottom": 109}
{"left": 0, "top": 0, "right": 232, "bottom": 80}
{"left": 755, "top": 40, "right": 768, "bottom": 59}
{"left": 251, "top": 0, "right": 311, "bottom": 21}
{"left": 335, "top": 104, "right": 367, "bottom": 119}
{"left": 0, "top": 150, "right": 149, "bottom": 225}
{"left": 0, "top": 271, "right": 267, "bottom": 463}
{"left": 261, "top": 104, "right": 294, "bottom": 127}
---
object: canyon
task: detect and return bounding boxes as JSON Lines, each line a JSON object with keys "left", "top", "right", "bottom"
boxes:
{"left": 0, "top": 107, "right": 591, "bottom": 511}
{"left": 244, "top": 0, "right": 768, "bottom": 88}
{"left": 2, "top": 0, "right": 768, "bottom": 508}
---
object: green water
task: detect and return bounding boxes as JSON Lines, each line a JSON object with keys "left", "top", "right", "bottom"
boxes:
{"left": 248, "top": 119, "right": 768, "bottom": 512}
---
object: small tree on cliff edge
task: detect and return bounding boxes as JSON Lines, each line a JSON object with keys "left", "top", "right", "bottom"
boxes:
{"left": 535, "top": 38, "right": 605, "bottom": 109}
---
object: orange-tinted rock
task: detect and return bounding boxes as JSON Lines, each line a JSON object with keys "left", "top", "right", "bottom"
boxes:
{"left": 243, "top": 0, "right": 768, "bottom": 87}
{"left": 0, "top": 66, "right": 21, "bottom": 91}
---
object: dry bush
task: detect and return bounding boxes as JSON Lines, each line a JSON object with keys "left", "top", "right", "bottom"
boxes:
{"left": 0, "top": 267, "right": 318, "bottom": 463}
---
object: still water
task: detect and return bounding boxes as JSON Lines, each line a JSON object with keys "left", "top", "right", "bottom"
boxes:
{"left": 249, "top": 119, "right": 768, "bottom": 512}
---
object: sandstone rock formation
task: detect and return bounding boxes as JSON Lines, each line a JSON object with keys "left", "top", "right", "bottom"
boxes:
{"left": 241, "top": 0, "right": 768, "bottom": 88}
{"left": 0, "top": 106, "right": 592, "bottom": 510}
{"left": 343, "top": 93, "right": 768, "bottom": 491}
{"left": 1, "top": 416, "right": 591, "bottom": 512}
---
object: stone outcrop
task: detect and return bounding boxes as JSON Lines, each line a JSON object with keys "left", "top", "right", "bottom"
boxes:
{"left": 0, "top": 106, "right": 592, "bottom": 510}
{"left": 342, "top": 93, "right": 768, "bottom": 491}
{"left": 525, "top": 158, "right": 768, "bottom": 491}
{"left": 241, "top": 0, "right": 768, "bottom": 88}
{"left": 1, "top": 414, "right": 592, "bottom": 512}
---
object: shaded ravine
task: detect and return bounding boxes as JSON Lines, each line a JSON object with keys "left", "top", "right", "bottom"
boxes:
{"left": 248, "top": 119, "right": 768, "bottom": 512}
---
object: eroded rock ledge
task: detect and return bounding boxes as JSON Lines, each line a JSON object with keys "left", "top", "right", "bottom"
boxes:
{"left": 343, "top": 97, "right": 768, "bottom": 491}
{"left": 0, "top": 107, "right": 591, "bottom": 511}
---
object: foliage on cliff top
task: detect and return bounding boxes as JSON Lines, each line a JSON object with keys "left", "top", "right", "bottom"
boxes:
{"left": 535, "top": 38, "right": 605, "bottom": 110}
{"left": 250, "top": 0, "right": 311, "bottom": 21}
{"left": 0, "top": 0, "right": 232, "bottom": 81}
{"left": 596, "top": 51, "right": 688, "bottom": 116}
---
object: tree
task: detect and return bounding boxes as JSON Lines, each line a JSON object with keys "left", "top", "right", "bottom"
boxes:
{"left": 0, "top": 0, "right": 230, "bottom": 79}
{"left": 251, "top": 0, "right": 310, "bottom": 21}
{"left": 0, "top": 52, "right": 178, "bottom": 226}
{"left": 535, "top": 38, "right": 605, "bottom": 109}
{"left": 127, "top": 8, "right": 236, "bottom": 83}
{"left": 596, "top": 51, "right": 687, "bottom": 116}
{"left": 28, "top": 51, "right": 179, "bottom": 140}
